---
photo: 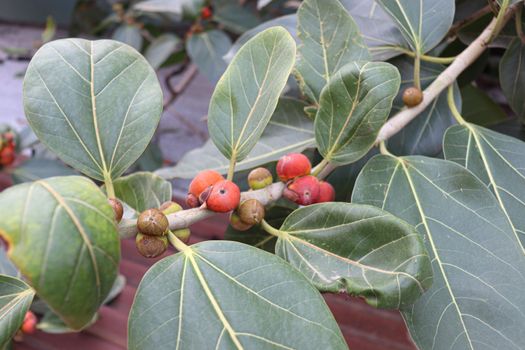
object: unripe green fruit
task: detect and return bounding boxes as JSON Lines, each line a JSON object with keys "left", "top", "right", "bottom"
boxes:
{"left": 247, "top": 167, "right": 273, "bottom": 190}
{"left": 402, "top": 86, "right": 423, "bottom": 107}
{"left": 108, "top": 198, "right": 123, "bottom": 223}
{"left": 173, "top": 228, "right": 191, "bottom": 243}
{"left": 137, "top": 208, "right": 169, "bottom": 236}
{"left": 135, "top": 233, "right": 168, "bottom": 258}
{"left": 230, "top": 212, "right": 253, "bottom": 231}
{"left": 160, "top": 201, "right": 183, "bottom": 215}
{"left": 237, "top": 199, "right": 265, "bottom": 225}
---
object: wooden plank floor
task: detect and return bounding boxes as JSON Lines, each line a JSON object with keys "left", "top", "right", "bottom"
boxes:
{"left": 14, "top": 204, "right": 417, "bottom": 350}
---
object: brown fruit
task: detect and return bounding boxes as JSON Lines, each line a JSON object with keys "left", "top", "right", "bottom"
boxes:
{"left": 237, "top": 199, "right": 265, "bottom": 225}
{"left": 229, "top": 212, "right": 253, "bottom": 231}
{"left": 108, "top": 198, "right": 123, "bottom": 223}
{"left": 135, "top": 233, "right": 168, "bottom": 258}
{"left": 160, "top": 201, "right": 183, "bottom": 215}
{"left": 247, "top": 167, "right": 273, "bottom": 190}
{"left": 317, "top": 181, "right": 335, "bottom": 203}
{"left": 188, "top": 170, "right": 224, "bottom": 198}
{"left": 402, "top": 87, "right": 423, "bottom": 107}
{"left": 276, "top": 153, "right": 311, "bottom": 182}
{"left": 137, "top": 208, "right": 169, "bottom": 236}
{"left": 206, "top": 180, "right": 241, "bottom": 213}
{"left": 283, "top": 175, "right": 320, "bottom": 206}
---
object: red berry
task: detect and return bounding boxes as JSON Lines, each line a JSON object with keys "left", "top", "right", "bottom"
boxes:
{"left": 206, "top": 180, "right": 240, "bottom": 213}
{"left": 283, "top": 175, "right": 320, "bottom": 206}
{"left": 0, "top": 146, "right": 15, "bottom": 166}
{"left": 201, "top": 6, "right": 213, "bottom": 19}
{"left": 188, "top": 170, "right": 224, "bottom": 202}
{"left": 276, "top": 153, "right": 311, "bottom": 182}
{"left": 21, "top": 311, "right": 37, "bottom": 334}
{"left": 317, "top": 181, "right": 335, "bottom": 203}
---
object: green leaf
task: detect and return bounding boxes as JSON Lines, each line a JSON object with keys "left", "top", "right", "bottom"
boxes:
{"left": 376, "top": 0, "right": 455, "bottom": 54}
{"left": 186, "top": 30, "right": 231, "bottom": 83}
{"left": 296, "top": 0, "right": 370, "bottom": 103}
{"left": 112, "top": 25, "right": 143, "bottom": 51}
{"left": 37, "top": 311, "right": 98, "bottom": 334}
{"left": 145, "top": 34, "right": 181, "bottom": 70}
{"left": 0, "top": 249, "right": 20, "bottom": 278}
{"left": 352, "top": 155, "right": 525, "bottom": 349}
{"left": 444, "top": 124, "right": 525, "bottom": 253}
{"left": 0, "top": 275, "right": 35, "bottom": 348}
{"left": 274, "top": 203, "right": 432, "bottom": 309}
{"left": 460, "top": 85, "right": 508, "bottom": 126}
{"left": 23, "top": 38, "right": 163, "bottom": 181}
{"left": 112, "top": 172, "right": 172, "bottom": 212}
{"left": 213, "top": 0, "right": 261, "bottom": 34}
{"left": 387, "top": 57, "right": 460, "bottom": 156}
{"left": 10, "top": 158, "right": 77, "bottom": 184}
{"left": 158, "top": 98, "right": 313, "bottom": 178}
{"left": 315, "top": 61, "right": 400, "bottom": 165}
{"left": 207, "top": 27, "right": 296, "bottom": 163}
{"left": 0, "top": 176, "right": 120, "bottom": 330}
{"left": 500, "top": 38, "right": 525, "bottom": 121}
{"left": 134, "top": 141, "right": 163, "bottom": 172}
{"left": 128, "top": 241, "right": 347, "bottom": 350}
{"left": 133, "top": 0, "right": 204, "bottom": 18}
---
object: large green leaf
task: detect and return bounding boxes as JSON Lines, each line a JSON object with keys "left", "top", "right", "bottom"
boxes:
{"left": 128, "top": 241, "right": 347, "bottom": 349}
{"left": 376, "top": 0, "right": 455, "bottom": 54}
{"left": 315, "top": 61, "right": 400, "bottom": 165}
{"left": 23, "top": 38, "right": 163, "bottom": 181}
{"left": 296, "top": 0, "right": 370, "bottom": 103}
{"left": 186, "top": 30, "right": 231, "bottom": 83}
{"left": 0, "top": 176, "right": 120, "bottom": 330}
{"left": 0, "top": 275, "right": 35, "bottom": 348}
{"left": 500, "top": 38, "right": 525, "bottom": 121}
{"left": 112, "top": 172, "right": 172, "bottom": 212}
{"left": 353, "top": 155, "right": 525, "bottom": 349}
{"left": 275, "top": 203, "right": 432, "bottom": 309}
{"left": 444, "top": 124, "right": 525, "bottom": 253}
{"left": 207, "top": 27, "right": 296, "bottom": 163}
{"left": 387, "top": 57, "right": 460, "bottom": 156}
{"left": 164, "top": 98, "right": 313, "bottom": 179}
{"left": 10, "top": 158, "right": 77, "bottom": 184}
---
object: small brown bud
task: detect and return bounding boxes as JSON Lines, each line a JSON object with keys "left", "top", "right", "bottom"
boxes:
{"left": 137, "top": 208, "right": 169, "bottom": 236}
{"left": 237, "top": 199, "right": 265, "bottom": 225}
{"left": 230, "top": 212, "right": 253, "bottom": 231}
{"left": 108, "top": 198, "right": 123, "bottom": 223}
{"left": 402, "top": 87, "right": 423, "bottom": 107}
{"left": 135, "top": 233, "right": 168, "bottom": 258}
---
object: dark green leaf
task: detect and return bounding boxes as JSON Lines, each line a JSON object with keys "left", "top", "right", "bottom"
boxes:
{"left": 10, "top": 158, "right": 77, "bottom": 184}
{"left": 145, "top": 34, "right": 181, "bottom": 70}
{"left": 128, "top": 241, "right": 347, "bottom": 350}
{"left": 460, "top": 85, "right": 508, "bottom": 126}
{"left": 315, "top": 61, "right": 400, "bottom": 165}
{"left": 23, "top": 38, "right": 163, "bottom": 181}
{"left": 353, "top": 155, "right": 525, "bottom": 349}
{"left": 0, "top": 176, "right": 120, "bottom": 330}
{"left": 134, "top": 141, "right": 163, "bottom": 172}
{"left": 213, "top": 0, "right": 261, "bottom": 34}
{"left": 500, "top": 38, "right": 525, "bottom": 121}
{"left": 296, "top": 0, "right": 370, "bottom": 103}
{"left": 112, "top": 172, "right": 172, "bottom": 212}
{"left": 186, "top": 30, "right": 231, "bottom": 83}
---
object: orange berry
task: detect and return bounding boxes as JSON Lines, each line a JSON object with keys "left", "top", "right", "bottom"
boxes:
{"left": 283, "top": 175, "right": 320, "bottom": 206}
{"left": 206, "top": 180, "right": 240, "bottom": 213}
{"left": 402, "top": 87, "right": 423, "bottom": 107}
{"left": 317, "top": 181, "right": 335, "bottom": 203}
{"left": 276, "top": 153, "right": 311, "bottom": 182}
{"left": 21, "top": 311, "right": 37, "bottom": 334}
{"left": 0, "top": 146, "right": 15, "bottom": 166}
{"left": 188, "top": 170, "right": 224, "bottom": 199}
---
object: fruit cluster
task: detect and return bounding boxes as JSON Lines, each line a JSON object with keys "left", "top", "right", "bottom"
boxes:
{"left": 0, "top": 129, "right": 17, "bottom": 167}
{"left": 186, "top": 170, "right": 240, "bottom": 212}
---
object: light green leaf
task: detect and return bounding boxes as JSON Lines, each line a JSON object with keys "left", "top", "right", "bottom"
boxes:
{"left": 0, "top": 176, "right": 120, "bottom": 330}
{"left": 460, "top": 84, "right": 508, "bottom": 126}
{"left": 10, "top": 158, "right": 77, "bottom": 184}
{"left": 296, "top": 0, "right": 370, "bottom": 103}
{"left": 353, "top": 155, "right": 525, "bottom": 349}
{"left": 133, "top": 0, "right": 204, "bottom": 18}
{"left": 500, "top": 38, "right": 525, "bottom": 121}
{"left": 315, "top": 61, "right": 400, "bottom": 165}
{"left": 112, "top": 172, "right": 172, "bottom": 212}
{"left": 23, "top": 38, "right": 163, "bottom": 181}
{"left": 112, "top": 25, "right": 143, "bottom": 51}
{"left": 186, "top": 30, "right": 231, "bottom": 83}
{"left": 0, "top": 275, "right": 35, "bottom": 348}
{"left": 444, "top": 124, "right": 525, "bottom": 253}
{"left": 158, "top": 98, "right": 313, "bottom": 178}
{"left": 213, "top": 0, "right": 261, "bottom": 34}
{"left": 376, "top": 0, "right": 455, "bottom": 54}
{"left": 274, "top": 203, "right": 432, "bottom": 309}
{"left": 128, "top": 241, "right": 347, "bottom": 350}
{"left": 145, "top": 34, "right": 181, "bottom": 70}
{"left": 208, "top": 27, "right": 296, "bottom": 163}
{"left": 387, "top": 57, "right": 460, "bottom": 156}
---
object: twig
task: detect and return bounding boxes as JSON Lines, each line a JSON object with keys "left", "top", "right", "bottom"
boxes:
{"left": 163, "top": 64, "right": 199, "bottom": 109}
{"left": 376, "top": 3, "right": 520, "bottom": 143}
{"left": 447, "top": 5, "right": 492, "bottom": 37}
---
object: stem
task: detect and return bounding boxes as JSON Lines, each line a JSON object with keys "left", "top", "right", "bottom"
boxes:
{"left": 311, "top": 158, "right": 329, "bottom": 177}
{"left": 168, "top": 230, "right": 190, "bottom": 253}
{"left": 226, "top": 156, "right": 236, "bottom": 181}
{"left": 379, "top": 141, "right": 394, "bottom": 157}
{"left": 376, "top": 3, "right": 520, "bottom": 143}
{"left": 413, "top": 54, "right": 422, "bottom": 90}
{"left": 447, "top": 5, "right": 492, "bottom": 37}
{"left": 447, "top": 85, "right": 466, "bottom": 125}
{"left": 397, "top": 47, "right": 456, "bottom": 64}
{"left": 104, "top": 173, "right": 115, "bottom": 199}
{"left": 316, "top": 162, "right": 338, "bottom": 180}
{"left": 515, "top": 4, "right": 525, "bottom": 44}
{"left": 490, "top": 0, "right": 510, "bottom": 42}
{"left": 261, "top": 219, "right": 287, "bottom": 239}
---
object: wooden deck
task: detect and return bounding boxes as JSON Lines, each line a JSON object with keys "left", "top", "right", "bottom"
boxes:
{"left": 14, "top": 204, "right": 417, "bottom": 350}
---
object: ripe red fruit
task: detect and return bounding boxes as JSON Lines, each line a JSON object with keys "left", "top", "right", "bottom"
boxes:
{"left": 206, "top": 180, "right": 240, "bottom": 213}
{"left": 188, "top": 170, "right": 224, "bottom": 203}
{"left": 21, "top": 311, "right": 37, "bottom": 334}
{"left": 0, "top": 146, "right": 15, "bottom": 166}
{"left": 317, "top": 181, "right": 335, "bottom": 203}
{"left": 402, "top": 86, "right": 423, "bottom": 107}
{"left": 276, "top": 153, "right": 311, "bottom": 182}
{"left": 201, "top": 6, "right": 213, "bottom": 19}
{"left": 283, "top": 175, "right": 320, "bottom": 205}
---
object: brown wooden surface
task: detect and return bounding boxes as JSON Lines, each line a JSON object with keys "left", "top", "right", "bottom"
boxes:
{"left": 14, "top": 200, "right": 417, "bottom": 350}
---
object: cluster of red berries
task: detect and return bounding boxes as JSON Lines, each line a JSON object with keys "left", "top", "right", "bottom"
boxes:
{"left": 277, "top": 153, "right": 335, "bottom": 205}
{"left": 0, "top": 131, "right": 16, "bottom": 167}
{"left": 186, "top": 170, "right": 241, "bottom": 212}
